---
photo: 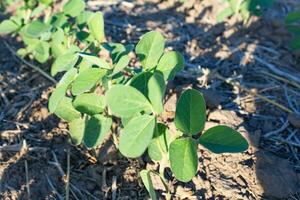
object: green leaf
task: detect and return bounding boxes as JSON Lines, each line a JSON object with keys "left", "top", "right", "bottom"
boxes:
{"left": 83, "top": 115, "right": 112, "bottom": 148}
{"left": 135, "top": 31, "right": 165, "bottom": 69}
{"left": 71, "top": 68, "right": 106, "bottom": 95}
{"left": 51, "top": 12, "right": 68, "bottom": 28}
{"left": 33, "top": 40, "right": 49, "bottom": 63}
{"left": 69, "top": 117, "right": 86, "bottom": 145}
{"left": 169, "top": 137, "right": 198, "bottom": 182}
{"left": 285, "top": 11, "right": 300, "bottom": 24}
{"left": 78, "top": 53, "right": 111, "bottom": 69}
{"left": 174, "top": 89, "right": 206, "bottom": 135}
{"left": 73, "top": 93, "right": 104, "bottom": 115}
{"left": 51, "top": 53, "right": 79, "bottom": 76}
{"left": 105, "top": 85, "right": 153, "bottom": 118}
{"left": 88, "top": 11, "right": 105, "bottom": 43}
{"left": 119, "top": 115, "right": 156, "bottom": 158}
{"left": 48, "top": 68, "right": 77, "bottom": 113}
{"left": 157, "top": 51, "right": 185, "bottom": 80}
{"left": 217, "top": 7, "right": 234, "bottom": 22}
{"left": 76, "top": 11, "right": 93, "bottom": 26}
{"left": 129, "top": 71, "right": 152, "bottom": 97}
{"left": 54, "top": 97, "right": 81, "bottom": 122}
{"left": 140, "top": 170, "right": 157, "bottom": 200}
{"left": 111, "top": 54, "right": 130, "bottom": 76}
{"left": 147, "top": 72, "right": 166, "bottom": 114}
{"left": 148, "top": 123, "right": 170, "bottom": 161}
{"left": 199, "top": 125, "right": 249, "bottom": 154}
{"left": 63, "top": 0, "right": 85, "bottom": 17}
{"left": 24, "top": 21, "right": 51, "bottom": 38}
{"left": 0, "top": 19, "right": 19, "bottom": 34}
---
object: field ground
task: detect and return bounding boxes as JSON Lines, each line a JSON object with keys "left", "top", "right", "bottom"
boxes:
{"left": 1, "top": 0, "right": 300, "bottom": 199}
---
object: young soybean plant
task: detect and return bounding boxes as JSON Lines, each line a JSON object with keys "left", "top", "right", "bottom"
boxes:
{"left": 0, "top": 0, "right": 105, "bottom": 73}
{"left": 217, "top": 0, "right": 274, "bottom": 22}
{"left": 48, "top": 31, "right": 248, "bottom": 199}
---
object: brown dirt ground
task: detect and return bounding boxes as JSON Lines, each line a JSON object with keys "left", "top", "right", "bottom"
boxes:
{"left": 1, "top": 0, "right": 300, "bottom": 199}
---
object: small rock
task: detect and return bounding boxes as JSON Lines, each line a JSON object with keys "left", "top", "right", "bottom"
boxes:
{"left": 288, "top": 113, "right": 300, "bottom": 128}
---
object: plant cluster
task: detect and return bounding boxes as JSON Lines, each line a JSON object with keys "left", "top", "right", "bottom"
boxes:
{"left": 285, "top": 10, "right": 300, "bottom": 51}
{"left": 217, "top": 0, "right": 274, "bottom": 22}
{"left": 0, "top": 0, "right": 249, "bottom": 198}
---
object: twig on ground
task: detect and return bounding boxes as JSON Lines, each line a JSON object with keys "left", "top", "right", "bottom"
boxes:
{"left": 25, "top": 159, "right": 30, "bottom": 200}
{"left": 3, "top": 40, "right": 57, "bottom": 84}
{"left": 263, "top": 120, "right": 289, "bottom": 138}
{"left": 66, "top": 149, "right": 70, "bottom": 200}
{"left": 112, "top": 176, "right": 117, "bottom": 200}
{"left": 45, "top": 174, "right": 64, "bottom": 200}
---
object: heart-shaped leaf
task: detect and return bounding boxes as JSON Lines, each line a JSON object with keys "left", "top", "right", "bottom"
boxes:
{"left": 147, "top": 72, "right": 166, "bottom": 114}
{"left": 49, "top": 68, "right": 77, "bottom": 113}
{"left": 0, "top": 19, "right": 19, "bottom": 34}
{"left": 54, "top": 97, "right": 81, "bottom": 122}
{"left": 119, "top": 115, "right": 156, "bottom": 158}
{"left": 135, "top": 31, "right": 165, "bottom": 69}
{"left": 157, "top": 51, "right": 185, "bottom": 80}
{"left": 88, "top": 11, "right": 105, "bottom": 43}
{"left": 63, "top": 0, "right": 85, "bottom": 17}
{"left": 169, "top": 137, "right": 198, "bottom": 182}
{"left": 174, "top": 89, "right": 206, "bottom": 135}
{"left": 51, "top": 53, "right": 79, "bottom": 76}
{"left": 83, "top": 115, "right": 112, "bottom": 148}
{"left": 24, "top": 20, "right": 51, "bottom": 38}
{"left": 71, "top": 68, "right": 106, "bottom": 95}
{"left": 198, "top": 125, "right": 249, "bottom": 153}
{"left": 73, "top": 93, "right": 104, "bottom": 115}
{"left": 140, "top": 170, "right": 157, "bottom": 200}
{"left": 105, "top": 85, "right": 152, "bottom": 118}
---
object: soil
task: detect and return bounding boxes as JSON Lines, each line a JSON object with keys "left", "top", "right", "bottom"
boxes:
{"left": 1, "top": 0, "right": 300, "bottom": 199}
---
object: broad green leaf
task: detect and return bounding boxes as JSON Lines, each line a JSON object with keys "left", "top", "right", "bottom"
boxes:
{"left": 71, "top": 68, "right": 106, "bottom": 95}
{"left": 51, "top": 13, "right": 68, "bottom": 28}
{"left": 63, "top": 0, "right": 85, "bottom": 17}
{"left": 51, "top": 41, "right": 67, "bottom": 58}
{"left": 174, "top": 89, "right": 206, "bottom": 135}
{"left": 69, "top": 117, "right": 85, "bottom": 145}
{"left": 148, "top": 123, "right": 170, "bottom": 161}
{"left": 88, "top": 12, "right": 105, "bottom": 43}
{"left": 102, "top": 42, "right": 130, "bottom": 63}
{"left": 106, "top": 85, "right": 153, "bottom": 118}
{"left": 24, "top": 21, "right": 51, "bottom": 38}
{"left": 147, "top": 72, "right": 166, "bottom": 114}
{"left": 111, "top": 54, "right": 130, "bottom": 76}
{"left": 216, "top": 7, "right": 234, "bottom": 22}
{"left": 76, "top": 11, "right": 93, "bottom": 26}
{"left": 157, "top": 51, "right": 185, "bottom": 80}
{"left": 33, "top": 40, "right": 49, "bottom": 63}
{"left": 140, "top": 170, "right": 157, "bottom": 200}
{"left": 199, "top": 125, "right": 249, "bottom": 153}
{"left": 121, "top": 113, "right": 142, "bottom": 127}
{"left": 54, "top": 97, "right": 81, "bottom": 122}
{"left": 129, "top": 71, "right": 152, "bottom": 97}
{"left": 119, "top": 115, "right": 155, "bottom": 158}
{"left": 0, "top": 20, "right": 19, "bottom": 34}
{"left": 78, "top": 53, "right": 111, "bottom": 69}
{"left": 169, "top": 137, "right": 198, "bottom": 182}
{"left": 48, "top": 68, "right": 77, "bottom": 113}
{"left": 83, "top": 115, "right": 112, "bottom": 148}
{"left": 135, "top": 31, "right": 165, "bottom": 69}
{"left": 73, "top": 93, "right": 104, "bottom": 115}
{"left": 286, "top": 11, "right": 300, "bottom": 24}
{"left": 51, "top": 53, "right": 79, "bottom": 76}
{"left": 51, "top": 28, "right": 65, "bottom": 43}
